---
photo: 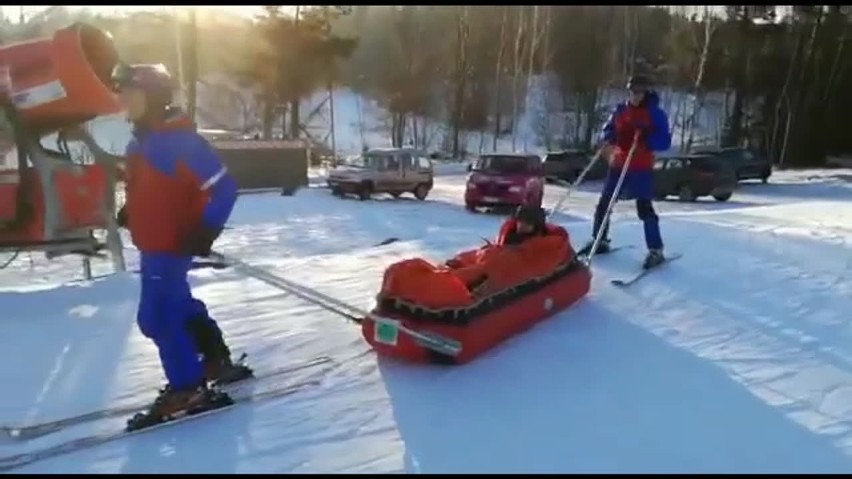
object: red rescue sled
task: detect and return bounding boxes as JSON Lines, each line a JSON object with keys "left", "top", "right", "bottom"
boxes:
{"left": 361, "top": 223, "right": 592, "bottom": 364}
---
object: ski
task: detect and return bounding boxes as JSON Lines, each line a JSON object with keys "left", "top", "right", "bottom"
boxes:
{"left": 0, "top": 373, "right": 327, "bottom": 473}
{"left": 0, "top": 355, "right": 333, "bottom": 443}
{"left": 611, "top": 253, "right": 683, "bottom": 288}
{"left": 576, "top": 244, "right": 635, "bottom": 261}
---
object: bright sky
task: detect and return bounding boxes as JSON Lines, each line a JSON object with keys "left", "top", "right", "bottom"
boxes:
{"left": 2, "top": 5, "right": 273, "bottom": 22}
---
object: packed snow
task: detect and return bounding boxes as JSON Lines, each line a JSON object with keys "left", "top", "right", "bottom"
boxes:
{"left": 3, "top": 74, "right": 851, "bottom": 473}
{"left": 0, "top": 163, "right": 851, "bottom": 473}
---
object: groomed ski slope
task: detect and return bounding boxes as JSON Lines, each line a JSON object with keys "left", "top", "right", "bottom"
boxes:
{"left": 1, "top": 169, "right": 851, "bottom": 473}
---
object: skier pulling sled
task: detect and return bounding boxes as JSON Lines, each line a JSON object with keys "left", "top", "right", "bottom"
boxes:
{"left": 362, "top": 205, "right": 592, "bottom": 364}
{"left": 63, "top": 64, "right": 253, "bottom": 431}
{"left": 575, "top": 74, "right": 673, "bottom": 269}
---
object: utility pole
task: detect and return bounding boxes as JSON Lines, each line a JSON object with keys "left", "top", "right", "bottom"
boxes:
{"left": 186, "top": 8, "right": 198, "bottom": 122}
{"left": 324, "top": 7, "right": 337, "bottom": 165}
{"left": 174, "top": 9, "right": 186, "bottom": 109}
{"left": 288, "top": 5, "right": 301, "bottom": 140}
{"left": 328, "top": 82, "right": 337, "bottom": 165}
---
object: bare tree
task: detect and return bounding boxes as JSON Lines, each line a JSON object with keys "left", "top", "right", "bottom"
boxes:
{"left": 781, "top": 6, "right": 824, "bottom": 166}
{"left": 355, "top": 92, "right": 366, "bottom": 150}
{"left": 450, "top": 6, "right": 471, "bottom": 157}
{"left": 522, "top": 5, "right": 543, "bottom": 151}
{"left": 492, "top": 6, "right": 508, "bottom": 151}
{"left": 685, "top": 7, "right": 719, "bottom": 151}
{"left": 538, "top": 6, "right": 554, "bottom": 150}
{"left": 510, "top": 7, "right": 527, "bottom": 151}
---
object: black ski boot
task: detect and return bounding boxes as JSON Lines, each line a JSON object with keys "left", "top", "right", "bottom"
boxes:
{"left": 186, "top": 317, "right": 254, "bottom": 386}
{"left": 578, "top": 238, "right": 612, "bottom": 257}
{"left": 204, "top": 354, "right": 254, "bottom": 387}
{"left": 126, "top": 383, "right": 233, "bottom": 432}
{"left": 642, "top": 248, "right": 665, "bottom": 270}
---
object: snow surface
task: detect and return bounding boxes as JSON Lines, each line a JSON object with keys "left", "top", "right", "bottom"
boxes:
{"left": 2, "top": 74, "right": 851, "bottom": 473}
{"left": 0, "top": 165, "right": 851, "bottom": 473}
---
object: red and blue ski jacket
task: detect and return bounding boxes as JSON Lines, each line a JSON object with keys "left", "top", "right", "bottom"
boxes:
{"left": 599, "top": 91, "right": 671, "bottom": 171}
{"left": 124, "top": 112, "right": 237, "bottom": 254}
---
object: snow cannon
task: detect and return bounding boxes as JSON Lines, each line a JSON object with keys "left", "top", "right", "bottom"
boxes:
{"left": 0, "top": 22, "right": 122, "bottom": 134}
{"left": 0, "top": 23, "right": 124, "bottom": 256}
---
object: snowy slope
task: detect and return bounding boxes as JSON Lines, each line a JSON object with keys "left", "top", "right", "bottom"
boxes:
{"left": 0, "top": 169, "right": 851, "bottom": 473}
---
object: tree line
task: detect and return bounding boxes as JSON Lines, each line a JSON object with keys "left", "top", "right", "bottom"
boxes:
{"left": 330, "top": 5, "right": 852, "bottom": 167}
{"left": 1, "top": 6, "right": 850, "bottom": 166}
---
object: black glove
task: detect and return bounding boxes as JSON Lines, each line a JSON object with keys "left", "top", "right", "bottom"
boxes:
{"left": 116, "top": 205, "right": 128, "bottom": 228}
{"left": 183, "top": 225, "right": 222, "bottom": 258}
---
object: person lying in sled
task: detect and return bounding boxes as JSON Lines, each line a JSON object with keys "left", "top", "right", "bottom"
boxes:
{"left": 447, "top": 206, "right": 559, "bottom": 271}
{"left": 447, "top": 205, "right": 571, "bottom": 296}
{"left": 498, "top": 204, "right": 551, "bottom": 246}
{"left": 378, "top": 205, "right": 574, "bottom": 310}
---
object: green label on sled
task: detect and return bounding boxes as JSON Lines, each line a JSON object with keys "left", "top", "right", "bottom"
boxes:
{"left": 374, "top": 319, "right": 399, "bottom": 346}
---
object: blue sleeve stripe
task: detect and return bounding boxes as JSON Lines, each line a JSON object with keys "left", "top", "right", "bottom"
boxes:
{"left": 179, "top": 133, "right": 237, "bottom": 230}
{"left": 200, "top": 166, "right": 228, "bottom": 191}
{"left": 202, "top": 175, "right": 237, "bottom": 230}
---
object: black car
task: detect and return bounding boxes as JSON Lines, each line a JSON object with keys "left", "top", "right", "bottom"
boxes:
{"left": 542, "top": 149, "right": 608, "bottom": 184}
{"left": 652, "top": 154, "right": 737, "bottom": 202}
{"left": 689, "top": 147, "right": 772, "bottom": 183}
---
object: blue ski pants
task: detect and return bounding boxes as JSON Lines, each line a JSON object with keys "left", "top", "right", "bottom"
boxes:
{"left": 593, "top": 167, "right": 663, "bottom": 250}
{"left": 137, "top": 252, "right": 217, "bottom": 390}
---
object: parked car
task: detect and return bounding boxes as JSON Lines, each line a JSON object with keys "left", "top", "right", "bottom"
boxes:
{"left": 689, "top": 147, "right": 772, "bottom": 183}
{"left": 326, "top": 148, "right": 434, "bottom": 201}
{"left": 652, "top": 154, "right": 737, "bottom": 202}
{"left": 542, "top": 149, "right": 609, "bottom": 184}
{"left": 464, "top": 153, "right": 544, "bottom": 212}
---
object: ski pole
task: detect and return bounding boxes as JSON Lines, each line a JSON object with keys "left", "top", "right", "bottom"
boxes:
{"left": 208, "top": 251, "right": 463, "bottom": 357}
{"left": 548, "top": 146, "right": 605, "bottom": 218}
{"left": 193, "top": 237, "right": 401, "bottom": 270}
{"left": 583, "top": 131, "right": 641, "bottom": 268}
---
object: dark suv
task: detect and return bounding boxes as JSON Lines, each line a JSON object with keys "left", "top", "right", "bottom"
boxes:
{"left": 689, "top": 147, "right": 772, "bottom": 183}
{"left": 542, "top": 150, "right": 608, "bottom": 183}
{"left": 653, "top": 154, "right": 737, "bottom": 202}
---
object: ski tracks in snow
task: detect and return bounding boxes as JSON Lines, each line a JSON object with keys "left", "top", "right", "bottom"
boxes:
{"left": 595, "top": 205, "right": 852, "bottom": 461}
{"left": 4, "top": 177, "right": 852, "bottom": 472}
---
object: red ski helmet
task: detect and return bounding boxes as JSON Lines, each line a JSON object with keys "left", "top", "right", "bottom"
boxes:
{"left": 111, "top": 63, "right": 174, "bottom": 109}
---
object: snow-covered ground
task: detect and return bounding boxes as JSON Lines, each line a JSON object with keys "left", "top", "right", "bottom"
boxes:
{"left": 0, "top": 166, "right": 851, "bottom": 473}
